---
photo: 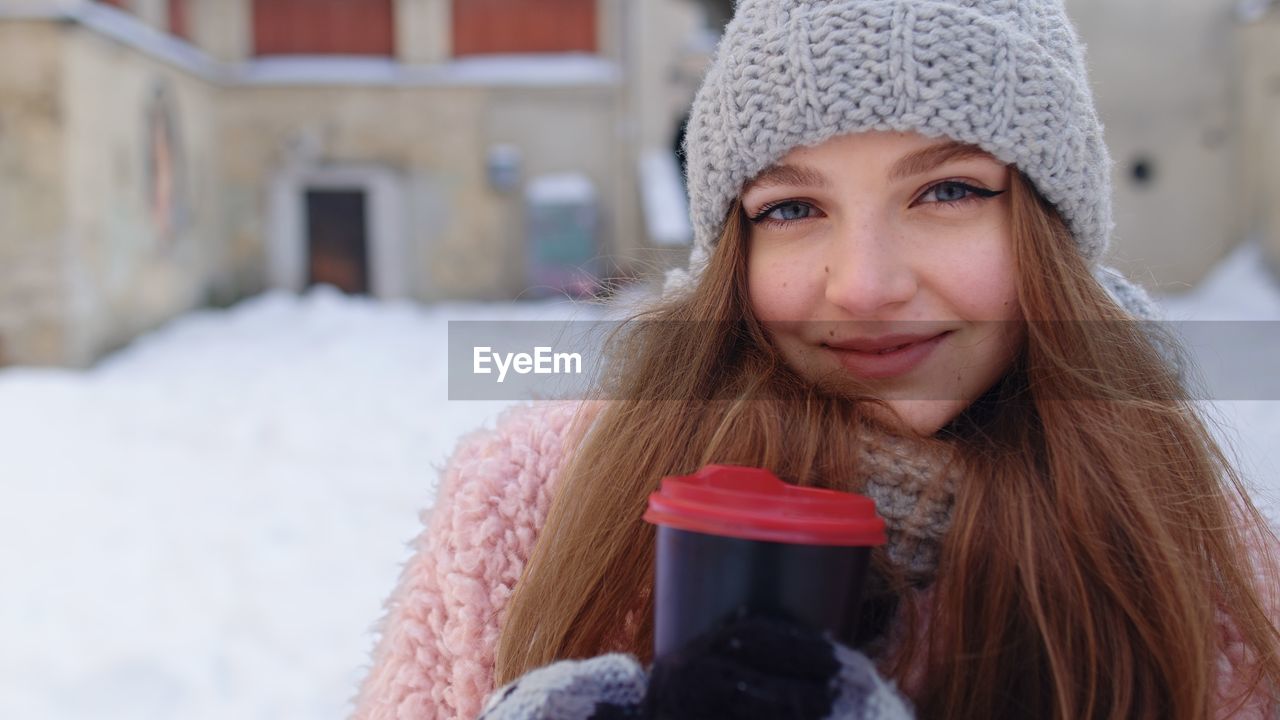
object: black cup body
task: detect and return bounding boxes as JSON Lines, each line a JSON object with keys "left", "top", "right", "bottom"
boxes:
{"left": 653, "top": 525, "right": 873, "bottom": 659}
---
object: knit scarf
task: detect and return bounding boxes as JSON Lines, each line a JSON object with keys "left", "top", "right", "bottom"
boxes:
{"left": 854, "top": 425, "right": 963, "bottom": 586}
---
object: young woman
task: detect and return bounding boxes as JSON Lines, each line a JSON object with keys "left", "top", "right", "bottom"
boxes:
{"left": 353, "top": 0, "right": 1280, "bottom": 718}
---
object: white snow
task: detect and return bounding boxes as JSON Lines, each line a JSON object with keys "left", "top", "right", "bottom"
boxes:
{"left": 0, "top": 242, "right": 1277, "bottom": 718}
{"left": 236, "top": 54, "right": 622, "bottom": 88}
{"left": 1157, "top": 240, "right": 1280, "bottom": 519}
{"left": 235, "top": 57, "right": 406, "bottom": 86}
{"left": 429, "top": 54, "right": 621, "bottom": 87}
{"left": 1157, "top": 241, "right": 1280, "bottom": 321}
{"left": 0, "top": 285, "right": 614, "bottom": 720}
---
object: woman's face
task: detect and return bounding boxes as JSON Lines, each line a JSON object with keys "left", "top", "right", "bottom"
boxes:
{"left": 744, "top": 130, "right": 1025, "bottom": 436}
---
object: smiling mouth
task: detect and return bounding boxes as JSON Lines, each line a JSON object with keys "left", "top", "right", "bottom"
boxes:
{"left": 823, "top": 331, "right": 951, "bottom": 352}
{"left": 821, "top": 331, "right": 951, "bottom": 379}
{"left": 825, "top": 335, "right": 939, "bottom": 354}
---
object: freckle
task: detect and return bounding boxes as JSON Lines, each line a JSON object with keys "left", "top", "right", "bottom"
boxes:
{"left": 782, "top": 282, "right": 787, "bottom": 287}
{"left": 824, "top": 266, "right": 829, "bottom": 273}
{"left": 829, "top": 330, "right": 835, "bottom": 337}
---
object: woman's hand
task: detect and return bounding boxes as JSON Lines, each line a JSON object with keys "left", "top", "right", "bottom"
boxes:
{"left": 644, "top": 612, "right": 914, "bottom": 720}
{"left": 476, "top": 613, "right": 914, "bottom": 720}
{"left": 478, "top": 653, "right": 649, "bottom": 720}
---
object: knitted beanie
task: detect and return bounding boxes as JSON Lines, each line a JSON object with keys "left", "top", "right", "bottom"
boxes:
{"left": 662, "top": 0, "right": 1164, "bottom": 322}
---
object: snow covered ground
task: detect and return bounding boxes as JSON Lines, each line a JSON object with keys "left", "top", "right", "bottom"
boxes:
{"left": 0, "top": 287, "right": 613, "bottom": 720}
{"left": 1157, "top": 241, "right": 1280, "bottom": 519}
{"left": 1, "top": 244, "right": 1278, "bottom": 719}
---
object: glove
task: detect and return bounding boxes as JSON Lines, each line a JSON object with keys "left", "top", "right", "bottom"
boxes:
{"left": 478, "top": 653, "right": 649, "bottom": 720}
{"left": 476, "top": 612, "right": 914, "bottom": 720}
{"left": 644, "top": 610, "right": 915, "bottom": 720}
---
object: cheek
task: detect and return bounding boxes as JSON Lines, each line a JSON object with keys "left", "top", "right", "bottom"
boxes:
{"left": 969, "top": 268, "right": 1021, "bottom": 322}
{"left": 746, "top": 244, "right": 805, "bottom": 322}
{"left": 987, "top": 254, "right": 1022, "bottom": 322}
{"left": 934, "top": 229, "right": 1021, "bottom": 320}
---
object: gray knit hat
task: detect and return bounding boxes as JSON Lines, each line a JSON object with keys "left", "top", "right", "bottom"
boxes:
{"left": 662, "top": 0, "right": 1163, "bottom": 321}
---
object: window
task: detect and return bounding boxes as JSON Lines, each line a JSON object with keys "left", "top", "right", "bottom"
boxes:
{"left": 452, "top": 0, "right": 596, "bottom": 56}
{"left": 252, "top": 0, "right": 395, "bottom": 56}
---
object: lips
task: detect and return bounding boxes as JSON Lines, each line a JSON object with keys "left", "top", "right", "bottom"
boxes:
{"left": 824, "top": 332, "right": 949, "bottom": 353}
{"left": 823, "top": 331, "right": 951, "bottom": 379}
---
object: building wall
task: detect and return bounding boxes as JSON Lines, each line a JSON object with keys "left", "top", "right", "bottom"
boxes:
{"left": 625, "top": 0, "right": 708, "bottom": 268}
{"left": 59, "top": 21, "right": 223, "bottom": 366}
{"left": 188, "top": 0, "right": 250, "bottom": 63}
{"left": 0, "top": 1, "right": 647, "bottom": 365}
{"left": 1238, "top": 11, "right": 1280, "bottom": 275}
{"left": 209, "top": 0, "right": 637, "bottom": 301}
{"left": 631, "top": 0, "right": 705, "bottom": 152}
{"left": 0, "top": 21, "right": 70, "bottom": 365}
{"left": 216, "top": 81, "right": 623, "bottom": 302}
{"left": 395, "top": 0, "right": 449, "bottom": 65}
{"left": 486, "top": 86, "right": 630, "bottom": 290}
{"left": 1065, "top": 0, "right": 1239, "bottom": 292}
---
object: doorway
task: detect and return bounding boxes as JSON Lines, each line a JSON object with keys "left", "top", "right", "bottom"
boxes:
{"left": 305, "top": 188, "right": 369, "bottom": 294}
{"left": 269, "top": 164, "right": 408, "bottom": 299}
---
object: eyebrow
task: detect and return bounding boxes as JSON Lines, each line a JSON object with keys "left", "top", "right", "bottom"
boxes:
{"left": 742, "top": 164, "right": 830, "bottom": 194}
{"left": 741, "top": 140, "right": 998, "bottom": 194}
{"left": 888, "top": 140, "right": 998, "bottom": 182}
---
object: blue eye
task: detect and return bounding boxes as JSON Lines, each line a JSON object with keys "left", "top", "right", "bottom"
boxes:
{"left": 749, "top": 201, "right": 818, "bottom": 225}
{"left": 917, "top": 181, "right": 1005, "bottom": 206}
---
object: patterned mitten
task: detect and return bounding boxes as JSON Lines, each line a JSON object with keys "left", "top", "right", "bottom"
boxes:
{"left": 478, "top": 653, "right": 649, "bottom": 720}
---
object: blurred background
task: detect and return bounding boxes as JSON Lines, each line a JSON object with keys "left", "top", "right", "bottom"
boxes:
{"left": 1, "top": 0, "right": 1278, "bottom": 718}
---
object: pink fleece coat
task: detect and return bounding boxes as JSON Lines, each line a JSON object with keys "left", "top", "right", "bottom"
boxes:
{"left": 351, "top": 400, "right": 1280, "bottom": 720}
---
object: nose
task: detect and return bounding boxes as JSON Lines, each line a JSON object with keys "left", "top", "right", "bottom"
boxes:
{"left": 824, "top": 218, "right": 918, "bottom": 316}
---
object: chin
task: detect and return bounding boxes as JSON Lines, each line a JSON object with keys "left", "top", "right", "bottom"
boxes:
{"left": 878, "top": 399, "right": 965, "bottom": 437}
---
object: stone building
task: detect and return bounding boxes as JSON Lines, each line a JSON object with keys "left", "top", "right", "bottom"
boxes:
{"left": 0, "top": 0, "right": 711, "bottom": 366}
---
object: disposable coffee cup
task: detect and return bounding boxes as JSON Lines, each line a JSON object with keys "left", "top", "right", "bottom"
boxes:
{"left": 643, "top": 464, "right": 887, "bottom": 658}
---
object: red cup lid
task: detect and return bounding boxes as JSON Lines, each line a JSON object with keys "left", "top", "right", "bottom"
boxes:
{"left": 643, "top": 464, "right": 887, "bottom": 546}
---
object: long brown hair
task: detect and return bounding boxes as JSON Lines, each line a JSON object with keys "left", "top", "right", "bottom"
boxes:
{"left": 494, "top": 169, "right": 1280, "bottom": 719}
